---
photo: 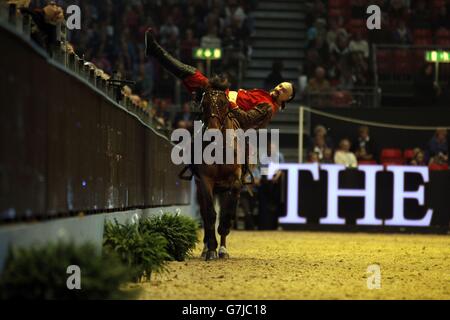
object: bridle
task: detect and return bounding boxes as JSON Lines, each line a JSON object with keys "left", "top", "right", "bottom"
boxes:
{"left": 201, "top": 89, "right": 230, "bottom": 130}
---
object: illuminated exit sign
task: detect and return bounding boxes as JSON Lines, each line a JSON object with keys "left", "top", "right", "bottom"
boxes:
{"left": 193, "top": 48, "right": 222, "bottom": 60}
{"left": 425, "top": 50, "right": 450, "bottom": 63}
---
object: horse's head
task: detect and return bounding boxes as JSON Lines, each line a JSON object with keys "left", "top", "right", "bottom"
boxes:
{"left": 201, "top": 75, "right": 230, "bottom": 129}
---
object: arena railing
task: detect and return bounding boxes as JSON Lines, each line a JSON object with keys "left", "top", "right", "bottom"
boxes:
{"left": 0, "top": 4, "right": 191, "bottom": 223}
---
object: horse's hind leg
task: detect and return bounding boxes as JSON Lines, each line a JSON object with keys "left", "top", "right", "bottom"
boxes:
{"left": 196, "top": 184, "right": 208, "bottom": 259}
{"left": 196, "top": 176, "right": 218, "bottom": 261}
{"left": 218, "top": 188, "right": 240, "bottom": 259}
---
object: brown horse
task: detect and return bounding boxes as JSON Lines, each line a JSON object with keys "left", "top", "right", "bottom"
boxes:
{"left": 193, "top": 77, "right": 243, "bottom": 261}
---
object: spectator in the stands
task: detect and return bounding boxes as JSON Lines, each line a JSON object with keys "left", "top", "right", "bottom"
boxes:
{"left": 159, "top": 15, "right": 180, "bottom": 46}
{"left": 409, "top": 148, "right": 427, "bottom": 166}
{"left": 19, "top": 1, "right": 64, "bottom": 53}
{"left": 307, "top": 18, "right": 327, "bottom": 46}
{"left": 392, "top": 19, "right": 412, "bottom": 44}
{"left": 180, "top": 29, "right": 199, "bottom": 66}
{"left": 388, "top": 0, "right": 409, "bottom": 22}
{"left": 134, "top": 62, "right": 154, "bottom": 100}
{"left": 350, "top": 52, "right": 369, "bottom": 86}
{"left": 308, "top": 0, "right": 327, "bottom": 25}
{"left": 330, "top": 32, "right": 350, "bottom": 61}
{"left": 433, "top": 6, "right": 450, "bottom": 30}
{"left": 305, "top": 48, "right": 323, "bottom": 78}
{"left": 307, "top": 66, "right": 331, "bottom": 93}
{"left": 222, "top": 26, "right": 245, "bottom": 69}
{"left": 264, "top": 61, "right": 285, "bottom": 92}
{"left": 352, "top": 125, "right": 378, "bottom": 163}
{"left": 183, "top": 5, "right": 201, "bottom": 37}
{"left": 311, "top": 135, "right": 328, "bottom": 161}
{"left": 326, "top": 17, "right": 348, "bottom": 48}
{"left": 206, "top": 6, "right": 225, "bottom": 34}
{"left": 154, "top": 98, "right": 171, "bottom": 128}
{"left": 311, "top": 35, "right": 330, "bottom": 63}
{"left": 411, "top": 0, "right": 432, "bottom": 29}
{"left": 7, "top": 0, "right": 30, "bottom": 9}
{"left": 201, "top": 25, "right": 221, "bottom": 48}
{"left": 322, "top": 147, "right": 334, "bottom": 164}
{"left": 326, "top": 53, "right": 341, "bottom": 85}
{"left": 428, "top": 128, "right": 448, "bottom": 165}
{"left": 414, "top": 64, "right": 441, "bottom": 106}
{"left": 308, "top": 125, "right": 334, "bottom": 155}
{"left": 173, "top": 102, "right": 194, "bottom": 131}
{"left": 308, "top": 151, "right": 320, "bottom": 163}
{"left": 334, "top": 138, "right": 358, "bottom": 168}
{"left": 337, "top": 67, "right": 355, "bottom": 91}
{"left": 225, "top": 0, "right": 247, "bottom": 28}
{"left": 306, "top": 66, "right": 332, "bottom": 107}
{"left": 351, "top": 0, "right": 367, "bottom": 19}
{"left": 349, "top": 31, "right": 369, "bottom": 59}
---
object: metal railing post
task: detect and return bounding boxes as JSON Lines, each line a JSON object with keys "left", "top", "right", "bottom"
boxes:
{"left": 8, "top": 3, "right": 16, "bottom": 25}
{"left": 299, "top": 106, "right": 304, "bottom": 163}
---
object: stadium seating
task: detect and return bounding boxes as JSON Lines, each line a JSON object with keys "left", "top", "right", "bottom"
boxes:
{"left": 381, "top": 148, "right": 404, "bottom": 165}
{"left": 393, "top": 49, "right": 413, "bottom": 76}
{"left": 376, "top": 50, "right": 393, "bottom": 76}
{"left": 347, "top": 19, "right": 367, "bottom": 36}
{"left": 358, "top": 160, "right": 378, "bottom": 165}
{"left": 403, "top": 149, "right": 415, "bottom": 162}
{"left": 429, "top": 163, "right": 449, "bottom": 171}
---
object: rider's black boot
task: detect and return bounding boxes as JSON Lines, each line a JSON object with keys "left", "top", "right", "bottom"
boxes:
{"left": 145, "top": 28, "right": 196, "bottom": 79}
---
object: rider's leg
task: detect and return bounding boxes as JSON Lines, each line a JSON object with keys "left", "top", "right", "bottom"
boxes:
{"left": 145, "top": 29, "right": 209, "bottom": 95}
{"left": 145, "top": 28, "right": 197, "bottom": 79}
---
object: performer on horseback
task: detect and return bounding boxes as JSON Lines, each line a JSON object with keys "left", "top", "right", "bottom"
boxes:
{"left": 144, "top": 28, "right": 296, "bottom": 130}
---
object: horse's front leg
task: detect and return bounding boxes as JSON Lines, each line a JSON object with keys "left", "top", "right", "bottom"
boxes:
{"left": 196, "top": 176, "right": 218, "bottom": 261}
{"left": 218, "top": 187, "right": 240, "bottom": 259}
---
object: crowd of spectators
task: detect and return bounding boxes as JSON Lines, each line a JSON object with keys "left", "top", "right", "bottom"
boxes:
{"left": 306, "top": 124, "right": 449, "bottom": 170}
{"left": 18, "top": 0, "right": 256, "bottom": 132}
{"left": 303, "top": 0, "right": 450, "bottom": 107}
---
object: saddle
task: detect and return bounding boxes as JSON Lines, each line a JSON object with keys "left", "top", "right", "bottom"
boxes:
{"left": 178, "top": 114, "right": 254, "bottom": 185}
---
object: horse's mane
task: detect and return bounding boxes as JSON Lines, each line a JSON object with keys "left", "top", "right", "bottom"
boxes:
{"left": 208, "top": 74, "right": 230, "bottom": 92}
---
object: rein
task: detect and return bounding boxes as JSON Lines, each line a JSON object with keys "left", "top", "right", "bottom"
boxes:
{"left": 202, "top": 90, "right": 231, "bottom": 131}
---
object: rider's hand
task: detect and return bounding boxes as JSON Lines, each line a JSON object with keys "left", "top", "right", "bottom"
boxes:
{"left": 229, "top": 101, "right": 239, "bottom": 110}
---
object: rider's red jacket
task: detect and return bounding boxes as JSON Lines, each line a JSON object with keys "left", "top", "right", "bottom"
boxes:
{"left": 182, "top": 70, "right": 277, "bottom": 129}
{"left": 183, "top": 70, "right": 278, "bottom": 114}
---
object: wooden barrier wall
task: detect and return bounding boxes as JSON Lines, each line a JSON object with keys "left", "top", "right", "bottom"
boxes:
{"left": 0, "top": 23, "right": 190, "bottom": 222}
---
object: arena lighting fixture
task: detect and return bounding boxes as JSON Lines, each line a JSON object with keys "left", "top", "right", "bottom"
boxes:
{"left": 193, "top": 47, "right": 222, "bottom": 78}
{"left": 193, "top": 48, "right": 222, "bottom": 60}
{"left": 425, "top": 50, "right": 450, "bottom": 87}
{"left": 425, "top": 50, "right": 450, "bottom": 63}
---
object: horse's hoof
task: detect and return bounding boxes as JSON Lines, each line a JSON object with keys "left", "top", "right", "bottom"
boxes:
{"left": 218, "top": 246, "right": 229, "bottom": 259}
{"left": 200, "top": 247, "right": 208, "bottom": 259}
{"left": 219, "top": 252, "right": 229, "bottom": 259}
{"left": 205, "top": 250, "right": 218, "bottom": 261}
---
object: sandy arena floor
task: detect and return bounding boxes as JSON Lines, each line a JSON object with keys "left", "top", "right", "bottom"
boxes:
{"left": 134, "top": 231, "right": 450, "bottom": 300}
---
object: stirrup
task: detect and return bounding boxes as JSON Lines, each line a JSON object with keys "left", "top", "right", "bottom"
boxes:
{"left": 242, "top": 169, "right": 255, "bottom": 185}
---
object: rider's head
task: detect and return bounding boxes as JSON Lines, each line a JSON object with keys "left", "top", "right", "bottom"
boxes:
{"left": 270, "top": 82, "right": 295, "bottom": 109}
